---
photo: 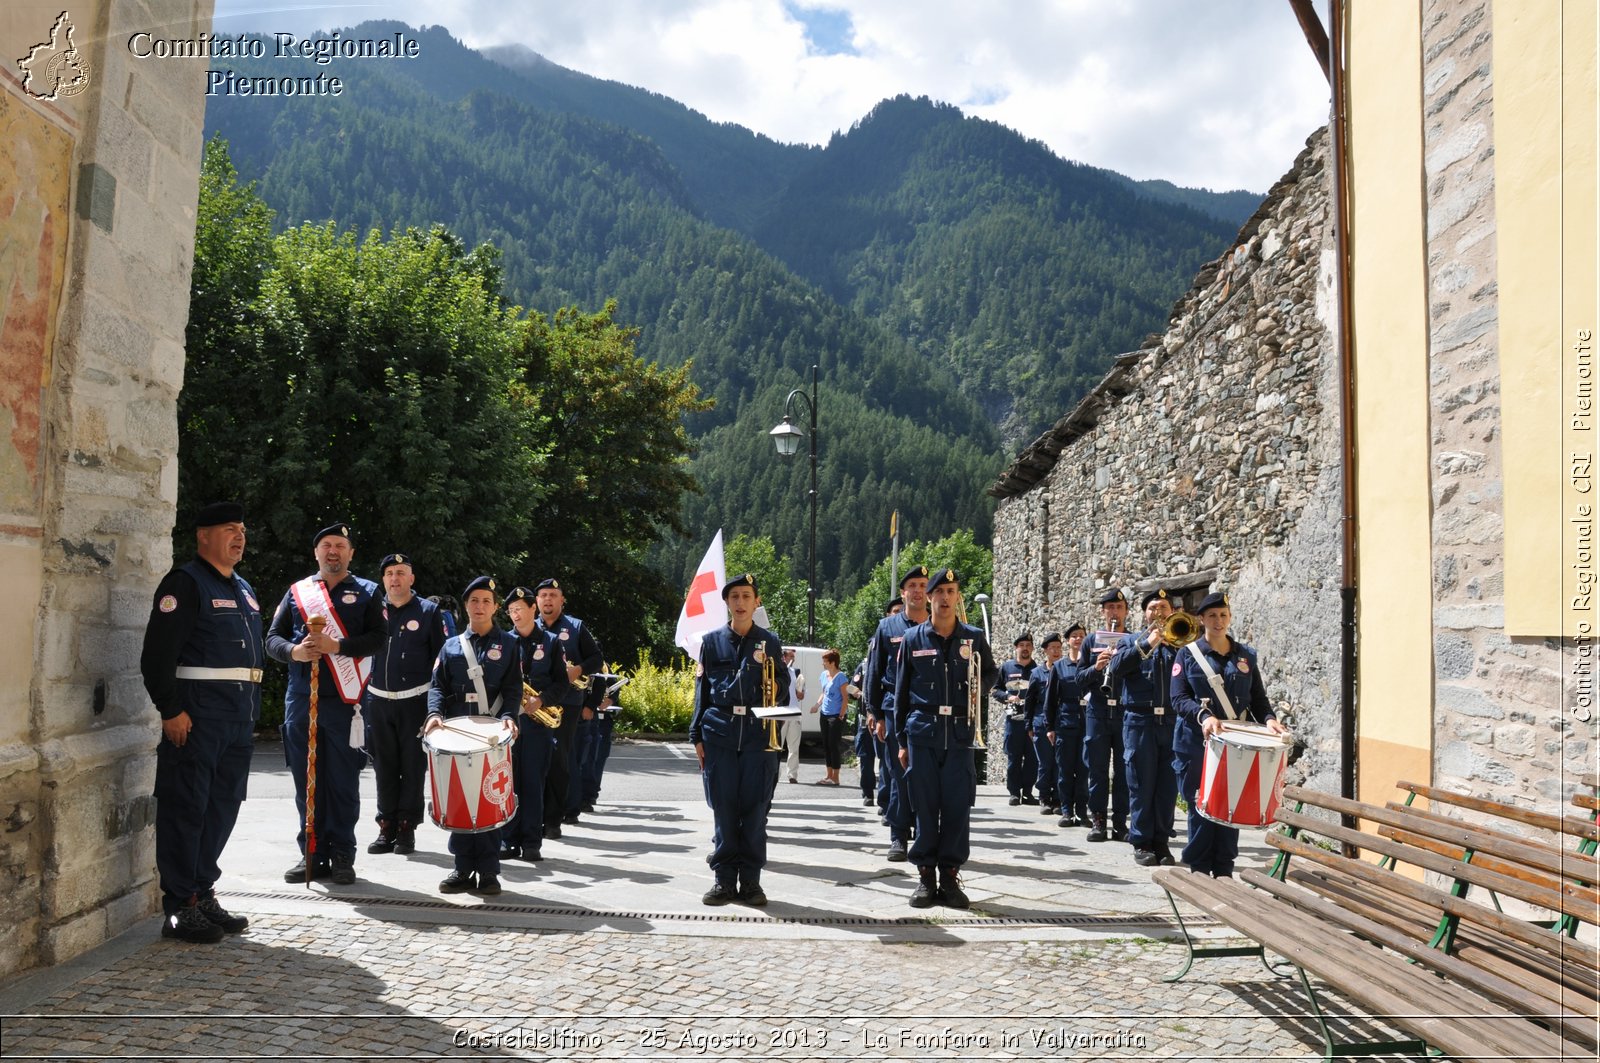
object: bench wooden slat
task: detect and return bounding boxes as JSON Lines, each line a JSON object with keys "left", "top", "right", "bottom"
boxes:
{"left": 1577, "top": 792, "right": 1600, "bottom": 813}
{"left": 1399, "top": 780, "right": 1600, "bottom": 842}
{"left": 1154, "top": 869, "right": 1578, "bottom": 1062}
{"left": 1374, "top": 800, "right": 1600, "bottom": 882}
{"left": 1376, "top": 821, "right": 1599, "bottom": 900}
{"left": 1270, "top": 827, "right": 1600, "bottom": 975}
{"left": 1244, "top": 869, "right": 1599, "bottom": 1049}
{"left": 1578, "top": 772, "right": 1598, "bottom": 791}
{"left": 1277, "top": 799, "right": 1600, "bottom": 921}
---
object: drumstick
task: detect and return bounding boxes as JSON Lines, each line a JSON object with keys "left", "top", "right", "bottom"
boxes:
{"left": 304, "top": 614, "right": 326, "bottom": 888}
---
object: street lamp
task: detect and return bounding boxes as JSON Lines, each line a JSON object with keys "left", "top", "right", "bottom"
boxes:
{"left": 769, "top": 364, "right": 819, "bottom": 641}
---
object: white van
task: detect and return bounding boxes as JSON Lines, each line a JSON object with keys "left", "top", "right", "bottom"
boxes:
{"left": 782, "top": 645, "right": 828, "bottom": 737}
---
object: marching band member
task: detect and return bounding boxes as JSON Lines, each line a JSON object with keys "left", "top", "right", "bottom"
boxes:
{"left": 365, "top": 553, "right": 450, "bottom": 858}
{"left": 1045, "top": 624, "right": 1089, "bottom": 827}
{"left": 578, "top": 673, "right": 619, "bottom": 814}
{"left": 867, "top": 570, "right": 929, "bottom": 863}
{"left": 534, "top": 578, "right": 605, "bottom": 836}
{"left": 501, "top": 586, "right": 567, "bottom": 862}
{"left": 140, "top": 501, "right": 262, "bottom": 943}
{"left": 424, "top": 577, "right": 521, "bottom": 896}
{"left": 1078, "top": 589, "right": 1131, "bottom": 843}
{"left": 266, "top": 523, "right": 386, "bottom": 886}
{"left": 690, "top": 574, "right": 789, "bottom": 906}
{"left": 892, "top": 568, "right": 998, "bottom": 909}
{"left": 1110, "top": 590, "right": 1180, "bottom": 867}
{"left": 1169, "top": 592, "right": 1287, "bottom": 878}
{"left": 1026, "top": 632, "right": 1064, "bottom": 816}
{"left": 996, "top": 632, "right": 1040, "bottom": 806}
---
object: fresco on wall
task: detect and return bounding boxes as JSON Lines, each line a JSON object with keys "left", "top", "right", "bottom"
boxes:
{"left": 0, "top": 97, "right": 70, "bottom": 521}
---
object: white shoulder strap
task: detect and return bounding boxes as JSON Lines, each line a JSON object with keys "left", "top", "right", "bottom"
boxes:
{"left": 456, "top": 634, "right": 497, "bottom": 715}
{"left": 1186, "top": 642, "right": 1238, "bottom": 721}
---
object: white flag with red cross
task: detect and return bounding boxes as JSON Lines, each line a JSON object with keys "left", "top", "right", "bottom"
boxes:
{"left": 675, "top": 529, "right": 727, "bottom": 660}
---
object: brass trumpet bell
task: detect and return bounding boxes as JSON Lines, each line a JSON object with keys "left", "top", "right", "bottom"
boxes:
{"left": 1162, "top": 611, "right": 1201, "bottom": 647}
{"left": 524, "top": 682, "right": 563, "bottom": 728}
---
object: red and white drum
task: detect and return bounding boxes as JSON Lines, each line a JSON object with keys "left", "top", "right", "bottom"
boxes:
{"left": 1197, "top": 722, "right": 1293, "bottom": 827}
{"left": 423, "top": 716, "right": 517, "bottom": 833}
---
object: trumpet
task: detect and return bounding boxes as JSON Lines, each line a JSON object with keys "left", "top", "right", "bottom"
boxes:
{"left": 523, "top": 682, "right": 562, "bottom": 729}
{"left": 967, "top": 638, "right": 986, "bottom": 750}
{"left": 761, "top": 652, "right": 782, "bottom": 753}
{"left": 1162, "top": 610, "right": 1201, "bottom": 647}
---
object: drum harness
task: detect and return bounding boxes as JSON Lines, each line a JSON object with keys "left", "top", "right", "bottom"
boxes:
{"left": 457, "top": 633, "right": 503, "bottom": 718}
{"left": 1185, "top": 642, "right": 1239, "bottom": 722}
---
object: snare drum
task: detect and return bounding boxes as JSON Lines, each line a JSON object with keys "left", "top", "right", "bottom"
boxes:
{"left": 423, "top": 716, "right": 517, "bottom": 833}
{"left": 1197, "top": 722, "right": 1292, "bottom": 827}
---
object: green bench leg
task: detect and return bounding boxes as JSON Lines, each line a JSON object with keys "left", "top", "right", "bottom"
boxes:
{"left": 1294, "top": 966, "right": 1432, "bottom": 1061}
{"left": 1160, "top": 889, "right": 1280, "bottom": 983}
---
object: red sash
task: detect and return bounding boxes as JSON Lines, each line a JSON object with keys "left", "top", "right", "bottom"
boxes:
{"left": 291, "top": 576, "right": 372, "bottom": 705}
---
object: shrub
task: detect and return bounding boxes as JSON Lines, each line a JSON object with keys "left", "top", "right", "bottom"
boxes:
{"left": 615, "top": 650, "right": 695, "bottom": 735}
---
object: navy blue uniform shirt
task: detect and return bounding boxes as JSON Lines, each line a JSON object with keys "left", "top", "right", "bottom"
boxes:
{"left": 537, "top": 613, "right": 604, "bottom": 709}
{"left": 265, "top": 574, "right": 386, "bottom": 704}
{"left": 1043, "top": 655, "right": 1090, "bottom": 732}
{"left": 428, "top": 628, "right": 522, "bottom": 721}
{"left": 689, "top": 624, "right": 789, "bottom": 750}
{"left": 993, "top": 658, "right": 1037, "bottom": 720}
{"left": 866, "top": 611, "right": 922, "bottom": 720}
{"left": 371, "top": 593, "right": 449, "bottom": 694}
{"left": 891, "top": 620, "right": 999, "bottom": 746}
{"left": 515, "top": 625, "right": 567, "bottom": 707}
{"left": 1109, "top": 632, "right": 1178, "bottom": 710}
{"left": 1169, "top": 636, "right": 1274, "bottom": 733}
{"left": 140, "top": 558, "right": 265, "bottom": 722}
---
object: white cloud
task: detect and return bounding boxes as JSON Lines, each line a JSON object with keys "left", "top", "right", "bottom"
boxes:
{"left": 210, "top": 0, "right": 1330, "bottom": 191}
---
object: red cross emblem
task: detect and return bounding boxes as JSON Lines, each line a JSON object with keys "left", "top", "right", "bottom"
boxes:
{"left": 683, "top": 570, "right": 719, "bottom": 617}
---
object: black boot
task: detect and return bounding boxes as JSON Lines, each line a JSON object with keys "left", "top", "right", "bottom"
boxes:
{"left": 367, "top": 819, "right": 395, "bottom": 855}
{"left": 1086, "top": 817, "right": 1108, "bottom": 843}
{"left": 393, "top": 821, "right": 415, "bottom": 855}
{"left": 938, "top": 866, "right": 969, "bottom": 909}
{"left": 909, "top": 867, "right": 938, "bottom": 909}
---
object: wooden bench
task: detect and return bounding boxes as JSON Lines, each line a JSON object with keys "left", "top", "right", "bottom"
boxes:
{"left": 1154, "top": 781, "right": 1600, "bottom": 1062}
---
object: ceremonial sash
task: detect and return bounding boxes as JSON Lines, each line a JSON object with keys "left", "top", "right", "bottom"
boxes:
{"left": 291, "top": 576, "right": 372, "bottom": 706}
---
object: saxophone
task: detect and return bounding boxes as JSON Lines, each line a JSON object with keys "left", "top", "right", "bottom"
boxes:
{"left": 523, "top": 682, "right": 563, "bottom": 728}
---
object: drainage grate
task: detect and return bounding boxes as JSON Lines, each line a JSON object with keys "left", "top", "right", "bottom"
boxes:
{"left": 231, "top": 890, "right": 1213, "bottom": 928}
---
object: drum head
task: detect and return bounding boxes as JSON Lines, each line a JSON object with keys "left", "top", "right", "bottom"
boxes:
{"left": 424, "top": 715, "right": 506, "bottom": 753}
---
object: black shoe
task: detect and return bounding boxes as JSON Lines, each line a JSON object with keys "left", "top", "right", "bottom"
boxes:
{"left": 393, "top": 823, "right": 416, "bottom": 855}
{"left": 1019, "top": 794, "right": 1039, "bottom": 806}
{"left": 1040, "top": 805, "right": 1058, "bottom": 816}
{"left": 1133, "top": 849, "right": 1162, "bottom": 867}
{"left": 886, "top": 840, "right": 908, "bottom": 862}
{"left": 562, "top": 813, "right": 580, "bottom": 825}
{"left": 702, "top": 883, "right": 735, "bottom": 906}
{"left": 862, "top": 796, "right": 875, "bottom": 807}
{"left": 1086, "top": 821, "right": 1108, "bottom": 843}
{"left": 1057, "top": 814, "right": 1077, "bottom": 828}
{"left": 543, "top": 823, "right": 562, "bottom": 840}
{"left": 522, "top": 849, "right": 543, "bottom": 862}
{"left": 878, "top": 814, "right": 889, "bottom": 826}
{"left": 330, "top": 858, "right": 356, "bottom": 885}
{"left": 474, "top": 874, "right": 502, "bottom": 896}
{"left": 162, "top": 904, "right": 224, "bottom": 944}
{"left": 196, "top": 895, "right": 248, "bottom": 934}
{"left": 1111, "top": 826, "right": 1128, "bottom": 843}
{"left": 938, "top": 867, "right": 969, "bottom": 909}
{"left": 367, "top": 828, "right": 395, "bottom": 855}
{"left": 283, "top": 859, "right": 331, "bottom": 883}
{"left": 581, "top": 803, "right": 596, "bottom": 814}
{"left": 1007, "top": 795, "right": 1021, "bottom": 806}
{"left": 909, "top": 869, "right": 938, "bottom": 909}
{"left": 738, "top": 882, "right": 768, "bottom": 907}
{"left": 1157, "top": 848, "right": 1177, "bottom": 866}
{"left": 499, "top": 845, "right": 521, "bottom": 861}
{"left": 439, "top": 870, "right": 474, "bottom": 894}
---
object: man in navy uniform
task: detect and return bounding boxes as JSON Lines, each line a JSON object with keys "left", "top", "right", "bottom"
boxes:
{"left": 892, "top": 568, "right": 998, "bottom": 909}
{"left": 690, "top": 573, "right": 789, "bottom": 906}
{"left": 995, "top": 633, "right": 1039, "bottom": 806}
{"left": 1110, "top": 589, "right": 1180, "bottom": 866}
{"left": 867, "top": 569, "right": 929, "bottom": 863}
{"left": 140, "top": 501, "right": 263, "bottom": 943}
{"left": 424, "top": 576, "right": 522, "bottom": 895}
{"left": 1079, "top": 589, "right": 1131, "bottom": 843}
{"left": 365, "top": 553, "right": 449, "bottom": 857}
{"left": 533, "top": 578, "right": 604, "bottom": 838}
{"left": 1026, "top": 632, "right": 1063, "bottom": 816}
{"left": 501, "top": 586, "right": 567, "bottom": 861}
{"left": 1044, "top": 624, "right": 1089, "bottom": 827}
{"left": 266, "top": 522, "right": 386, "bottom": 885}
{"left": 578, "top": 679, "right": 620, "bottom": 814}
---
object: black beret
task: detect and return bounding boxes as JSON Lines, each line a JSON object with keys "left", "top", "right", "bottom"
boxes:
{"left": 193, "top": 501, "right": 243, "bottom": 528}
{"left": 1198, "top": 592, "right": 1230, "bottom": 614}
{"left": 1014, "top": 631, "right": 1033, "bottom": 646}
{"left": 885, "top": 596, "right": 903, "bottom": 614}
{"left": 1064, "top": 622, "right": 1086, "bottom": 638}
{"left": 1097, "top": 588, "right": 1127, "bottom": 606}
{"left": 312, "top": 522, "right": 353, "bottom": 548}
{"left": 1141, "top": 588, "right": 1172, "bottom": 609}
{"left": 535, "top": 577, "right": 561, "bottom": 592}
{"left": 1039, "top": 631, "right": 1062, "bottom": 648}
{"left": 899, "top": 565, "right": 930, "bottom": 588}
{"left": 378, "top": 553, "right": 412, "bottom": 574}
{"left": 462, "top": 575, "right": 498, "bottom": 599}
{"left": 926, "top": 567, "right": 959, "bottom": 593}
{"left": 505, "top": 586, "right": 536, "bottom": 608}
{"left": 721, "top": 572, "right": 757, "bottom": 599}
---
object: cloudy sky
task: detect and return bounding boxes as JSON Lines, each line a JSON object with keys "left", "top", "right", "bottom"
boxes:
{"left": 211, "top": 1, "right": 1330, "bottom": 193}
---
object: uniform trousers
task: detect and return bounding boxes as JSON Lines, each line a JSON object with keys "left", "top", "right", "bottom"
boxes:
{"left": 1083, "top": 705, "right": 1129, "bottom": 828}
{"left": 854, "top": 718, "right": 878, "bottom": 800}
{"left": 1030, "top": 724, "right": 1057, "bottom": 804}
{"left": 1175, "top": 745, "right": 1239, "bottom": 875}
{"left": 283, "top": 697, "right": 363, "bottom": 863}
{"left": 1122, "top": 709, "right": 1177, "bottom": 850}
{"left": 504, "top": 716, "right": 553, "bottom": 850}
{"left": 579, "top": 713, "right": 616, "bottom": 805}
{"left": 366, "top": 693, "right": 428, "bottom": 829}
{"left": 878, "top": 713, "right": 911, "bottom": 842}
{"left": 567, "top": 715, "right": 594, "bottom": 815}
{"left": 155, "top": 713, "right": 254, "bottom": 913}
{"left": 1002, "top": 716, "right": 1035, "bottom": 797}
{"left": 702, "top": 741, "right": 778, "bottom": 887}
{"left": 543, "top": 707, "right": 579, "bottom": 829}
{"left": 904, "top": 732, "right": 974, "bottom": 869}
{"left": 449, "top": 826, "right": 502, "bottom": 876}
{"left": 1054, "top": 722, "right": 1088, "bottom": 818}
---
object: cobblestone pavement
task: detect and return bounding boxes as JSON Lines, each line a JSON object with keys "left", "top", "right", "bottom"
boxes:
{"left": 0, "top": 740, "right": 1416, "bottom": 1061}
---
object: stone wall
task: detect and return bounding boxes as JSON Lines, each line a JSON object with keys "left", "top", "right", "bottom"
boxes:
{"left": 989, "top": 131, "right": 1344, "bottom": 790}
{"left": 0, "top": 0, "right": 213, "bottom": 974}
{"left": 1420, "top": 0, "right": 1579, "bottom": 803}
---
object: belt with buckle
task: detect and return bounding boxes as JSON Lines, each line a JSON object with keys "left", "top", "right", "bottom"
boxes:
{"left": 175, "top": 666, "right": 264, "bottom": 683}
{"left": 368, "top": 682, "right": 431, "bottom": 700}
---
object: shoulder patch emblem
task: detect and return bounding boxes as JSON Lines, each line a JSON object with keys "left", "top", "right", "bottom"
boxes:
{"left": 752, "top": 646, "right": 766, "bottom": 663}
{"left": 244, "top": 593, "right": 259, "bottom": 611}
{"left": 342, "top": 592, "right": 358, "bottom": 604}
{"left": 959, "top": 643, "right": 972, "bottom": 659}
{"left": 1237, "top": 659, "right": 1251, "bottom": 673}
{"left": 487, "top": 645, "right": 503, "bottom": 661}
{"left": 1172, "top": 661, "right": 1183, "bottom": 677}
{"left": 158, "top": 594, "right": 177, "bottom": 614}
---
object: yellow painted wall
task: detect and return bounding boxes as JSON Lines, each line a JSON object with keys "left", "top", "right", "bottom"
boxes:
{"left": 1495, "top": 3, "right": 1599, "bottom": 638}
{"left": 1347, "top": 2, "right": 1434, "bottom": 797}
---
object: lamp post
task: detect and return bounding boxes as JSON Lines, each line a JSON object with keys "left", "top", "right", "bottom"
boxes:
{"left": 769, "top": 364, "right": 819, "bottom": 642}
